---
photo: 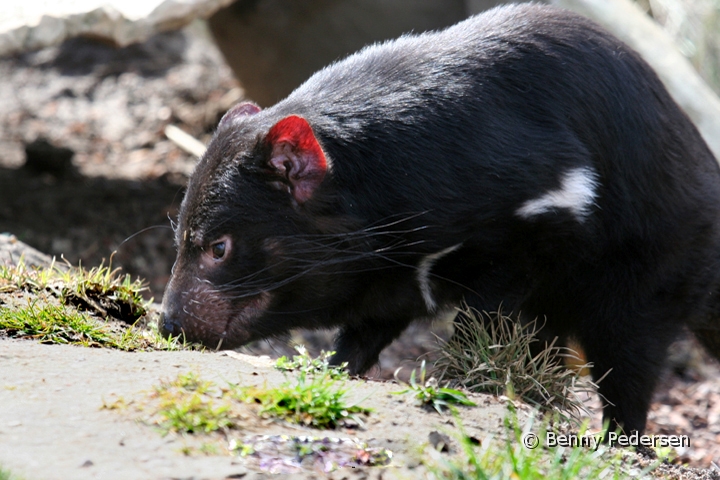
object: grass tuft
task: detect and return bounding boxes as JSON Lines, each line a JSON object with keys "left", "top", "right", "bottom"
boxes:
{"left": 245, "top": 347, "right": 370, "bottom": 429}
{"left": 0, "top": 300, "right": 117, "bottom": 346}
{"left": 149, "top": 371, "right": 238, "bottom": 435}
{"left": 241, "top": 373, "right": 370, "bottom": 429}
{"left": 434, "top": 306, "right": 595, "bottom": 421}
{"left": 394, "top": 360, "right": 477, "bottom": 414}
{"left": 0, "top": 255, "right": 148, "bottom": 323}
{"left": 0, "top": 257, "right": 199, "bottom": 351}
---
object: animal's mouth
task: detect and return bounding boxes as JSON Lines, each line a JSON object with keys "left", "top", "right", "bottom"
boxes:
{"left": 217, "top": 291, "right": 272, "bottom": 349}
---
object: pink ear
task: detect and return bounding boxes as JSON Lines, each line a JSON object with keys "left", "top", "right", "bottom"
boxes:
{"left": 219, "top": 102, "right": 261, "bottom": 127}
{"left": 265, "top": 115, "right": 327, "bottom": 204}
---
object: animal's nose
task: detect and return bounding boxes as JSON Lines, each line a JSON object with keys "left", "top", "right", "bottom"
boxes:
{"left": 158, "top": 311, "right": 182, "bottom": 337}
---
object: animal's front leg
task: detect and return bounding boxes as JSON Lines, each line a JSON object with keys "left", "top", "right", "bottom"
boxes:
{"left": 330, "top": 318, "right": 413, "bottom": 375}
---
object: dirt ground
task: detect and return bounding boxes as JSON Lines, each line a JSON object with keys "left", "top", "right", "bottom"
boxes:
{"left": 0, "top": 339, "right": 523, "bottom": 480}
{"left": 0, "top": 18, "right": 719, "bottom": 477}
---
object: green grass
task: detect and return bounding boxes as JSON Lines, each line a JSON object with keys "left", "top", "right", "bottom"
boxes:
{"left": 0, "top": 255, "right": 148, "bottom": 321}
{"left": 0, "top": 257, "right": 198, "bottom": 351}
{"left": 244, "top": 347, "right": 371, "bottom": 428}
{"left": 394, "top": 360, "right": 477, "bottom": 414}
{"left": 142, "top": 351, "right": 372, "bottom": 436}
{"left": 240, "top": 371, "right": 371, "bottom": 429}
{"left": 0, "top": 300, "right": 116, "bottom": 346}
{"left": 51, "top": 260, "right": 148, "bottom": 321}
{"left": 424, "top": 406, "right": 658, "bottom": 480}
{"left": 180, "top": 442, "right": 224, "bottom": 456}
{"left": 435, "top": 306, "right": 594, "bottom": 422}
{"left": 275, "top": 345, "right": 349, "bottom": 380}
{"left": 0, "top": 466, "right": 22, "bottom": 480}
{"left": 149, "top": 371, "right": 238, "bottom": 435}
{"left": 0, "top": 298, "right": 190, "bottom": 351}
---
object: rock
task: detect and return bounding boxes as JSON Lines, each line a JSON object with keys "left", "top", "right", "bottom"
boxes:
{"left": 208, "top": 0, "right": 469, "bottom": 107}
{"left": 0, "top": 0, "right": 236, "bottom": 56}
{"left": 0, "top": 233, "right": 53, "bottom": 268}
{"left": 428, "top": 431, "right": 453, "bottom": 453}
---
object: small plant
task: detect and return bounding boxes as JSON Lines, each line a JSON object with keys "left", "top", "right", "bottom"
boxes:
{"left": 260, "top": 346, "right": 370, "bottom": 428}
{"left": 101, "top": 395, "right": 130, "bottom": 411}
{"left": 241, "top": 369, "right": 371, "bottom": 429}
{"left": 394, "top": 361, "right": 476, "bottom": 414}
{"left": 179, "top": 442, "right": 223, "bottom": 456}
{"left": 275, "top": 345, "right": 348, "bottom": 380}
{"left": 434, "top": 306, "right": 595, "bottom": 421}
{"left": 149, "top": 371, "right": 238, "bottom": 435}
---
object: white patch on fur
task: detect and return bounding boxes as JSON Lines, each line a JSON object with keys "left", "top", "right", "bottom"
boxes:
{"left": 417, "top": 244, "right": 462, "bottom": 313}
{"left": 516, "top": 167, "right": 599, "bottom": 221}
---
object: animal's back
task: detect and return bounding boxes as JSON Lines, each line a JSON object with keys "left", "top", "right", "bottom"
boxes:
{"left": 278, "top": 4, "right": 720, "bottom": 238}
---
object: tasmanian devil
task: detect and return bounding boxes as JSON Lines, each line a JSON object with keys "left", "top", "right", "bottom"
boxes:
{"left": 160, "top": 3, "right": 720, "bottom": 434}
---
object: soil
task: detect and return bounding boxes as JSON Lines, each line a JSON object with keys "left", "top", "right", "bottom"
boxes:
{"left": 0, "top": 18, "right": 719, "bottom": 479}
{"left": 0, "top": 339, "right": 523, "bottom": 480}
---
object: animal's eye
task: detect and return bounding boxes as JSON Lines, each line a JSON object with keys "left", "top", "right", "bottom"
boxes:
{"left": 204, "top": 235, "right": 232, "bottom": 263}
{"left": 210, "top": 241, "right": 226, "bottom": 260}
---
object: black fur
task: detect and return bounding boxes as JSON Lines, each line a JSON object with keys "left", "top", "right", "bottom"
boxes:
{"left": 160, "top": 4, "right": 720, "bottom": 434}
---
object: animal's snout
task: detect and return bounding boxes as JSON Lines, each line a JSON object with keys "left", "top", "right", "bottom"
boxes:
{"left": 158, "top": 311, "right": 183, "bottom": 338}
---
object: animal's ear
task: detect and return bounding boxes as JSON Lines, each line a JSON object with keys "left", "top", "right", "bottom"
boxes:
{"left": 219, "top": 102, "right": 261, "bottom": 127}
{"left": 264, "top": 115, "right": 327, "bottom": 204}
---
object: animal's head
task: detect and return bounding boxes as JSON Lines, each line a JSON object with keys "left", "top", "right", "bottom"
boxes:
{"left": 159, "top": 102, "right": 333, "bottom": 349}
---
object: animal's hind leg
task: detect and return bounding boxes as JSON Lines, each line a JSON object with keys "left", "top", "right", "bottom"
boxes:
{"left": 690, "top": 325, "right": 720, "bottom": 361}
{"left": 578, "top": 313, "right": 680, "bottom": 434}
{"left": 688, "top": 292, "right": 720, "bottom": 362}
